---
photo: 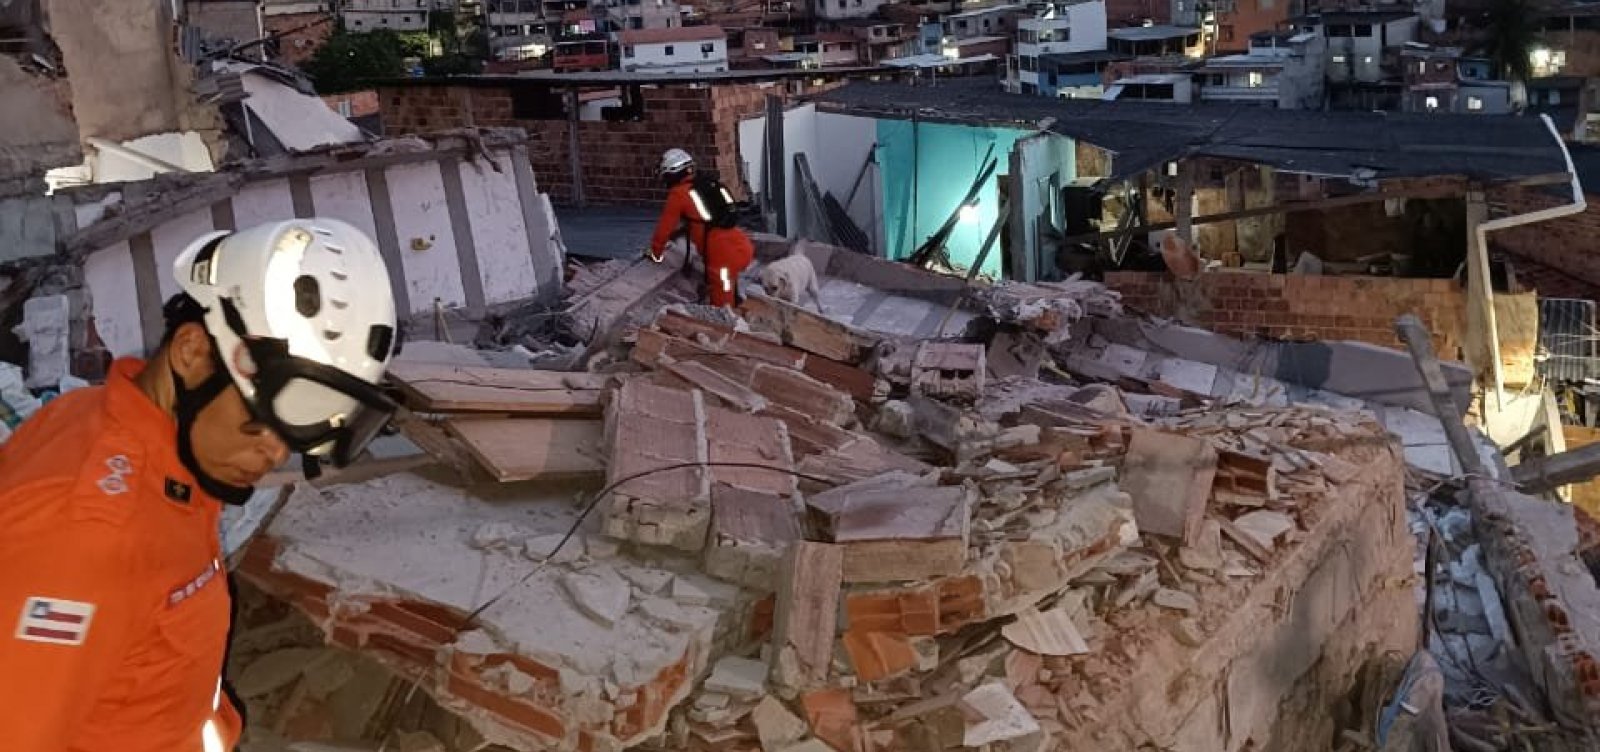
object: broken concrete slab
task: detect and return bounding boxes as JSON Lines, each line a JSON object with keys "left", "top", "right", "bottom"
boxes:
{"left": 704, "top": 656, "right": 768, "bottom": 701}
{"left": 1001, "top": 606, "right": 1090, "bottom": 656}
{"left": 1231, "top": 510, "right": 1296, "bottom": 551}
{"left": 740, "top": 293, "right": 881, "bottom": 365}
{"left": 771, "top": 542, "right": 844, "bottom": 693}
{"left": 601, "top": 380, "right": 712, "bottom": 552}
{"left": 704, "top": 488, "right": 802, "bottom": 588}
{"left": 961, "top": 682, "right": 1041, "bottom": 747}
{"left": 750, "top": 696, "right": 808, "bottom": 751}
{"left": 912, "top": 341, "right": 987, "bottom": 402}
{"left": 15, "top": 294, "right": 70, "bottom": 390}
{"left": 807, "top": 481, "right": 971, "bottom": 583}
{"left": 560, "top": 567, "right": 633, "bottom": 626}
{"left": 1121, "top": 429, "right": 1218, "bottom": 545}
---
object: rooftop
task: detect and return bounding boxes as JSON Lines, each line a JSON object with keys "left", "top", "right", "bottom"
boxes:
{"left": 1114, "top": 73, "right": 1191, "bottom": 85}
{"left": 618, "top": 24, "right": 726, "bottom": 45}
{"left": 809, "top": 78, "right": 1570, "bottom": 182}
{"left": 1040, "top": 49, "right": 1134, "bottom": 65}
{"left": 1108, "top": 24, "right": 1203, "bottom": 42}
{"left": 1297, "top": 9, "right": 1417, "bottom": 24}
{"left": 378, "top": 66, "right": 880, "bottom": 86}
{"left": 946, "top": 34, "right": 1008, "bottom": 46}
{"left": 945, "top": 2, "right": 1025, "bottom": 19}
{"left": 1196, "top": 54, "right": 1289, "bottom": 69}
{"left": 882, "top": 52, "right": 1000, "bottom": 67}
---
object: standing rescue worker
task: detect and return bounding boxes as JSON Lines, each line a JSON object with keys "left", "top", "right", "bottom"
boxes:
{"left": 0, "top": 218, "right": 401, "bottom": 752}
{"left": 648, "top": 148, "right": 755, "bottom": 308}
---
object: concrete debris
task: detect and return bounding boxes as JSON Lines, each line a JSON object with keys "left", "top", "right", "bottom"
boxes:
{"left": 560, "top": 567, "right": 633, "bottom": 626}
{"left": 705, "top": 656, "right": 769, "bottom": 701}
{"left": 227, "top": 264, "right": 1520, "bottom": 752}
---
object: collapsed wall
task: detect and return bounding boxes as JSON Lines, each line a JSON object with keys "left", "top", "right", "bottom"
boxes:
{"left": 237, "top": 292, "right": 1422, "bottom": 752}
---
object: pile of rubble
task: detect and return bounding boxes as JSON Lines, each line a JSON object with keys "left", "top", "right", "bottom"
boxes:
{"left": 234, "top": 266, "right": 1421, "bottom": 752}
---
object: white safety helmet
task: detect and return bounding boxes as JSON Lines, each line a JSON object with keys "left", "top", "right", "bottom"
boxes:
{"left": 172, "top": 218, "right": 400, "bottom": 469}
{"left": 660, "top": 148, "right": 694, "bottom": 177}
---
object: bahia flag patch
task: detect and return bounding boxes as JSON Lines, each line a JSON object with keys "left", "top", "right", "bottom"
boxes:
{"left": 14, "top": 597, "right": 95, "bottom": 646}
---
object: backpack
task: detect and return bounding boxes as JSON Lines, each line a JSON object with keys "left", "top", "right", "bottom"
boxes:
{"left": 688, "top": 173, "right": 740, "bottom": 230}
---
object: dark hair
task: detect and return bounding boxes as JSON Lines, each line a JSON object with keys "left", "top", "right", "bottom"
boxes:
{"left": 160, "top": 293, "right": 208, "bottom": 348}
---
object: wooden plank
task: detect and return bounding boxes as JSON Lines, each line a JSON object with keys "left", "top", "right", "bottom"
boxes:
{"left": 1121, "top": 428, "right": 1218, "bottom": 545}
{"left": 1494, "top": 291, "right": 1539, "bottom": 388}
{"left": 656, "top": 311, "right": 807, "bottom": 369}
{"left": 771, "top": 542, "right": 845, "bottom": 692}
{"left": 387, "top": 362, "right": 611, "bottom": 416}
{"left": 444, "top": 418, "right": 606, "bottom": 482}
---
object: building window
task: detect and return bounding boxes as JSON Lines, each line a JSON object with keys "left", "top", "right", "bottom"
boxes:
{"left": 1353, "top": 23, "right": 1372, "bottom": 37}
{"left": 837, "top": 0, "right": 844, "bottom": 7}
{"left": 957, "top": 19, "right": 968, "bottom": 29}
{"left": 1362, "top": 56, "right": 1373, "bottom": 64}
{"left": 630, "top": 16, "right": 642, "bottom": 27}
{"left": 1425, "top": 95, "right": 1439, "bottom": 110}
{"left": 1332, "top": 54, "right": 1346, "bottom": 63}
{"left": 624, "top": 44, "right": 634, "bottom": 56}
{"left": 664, "top": 44, "right": 674, "bottom": 55}
{"left": 1467, "top": 95, "right": 1483, "bottom": 111}
{"left": 983, "top": 18, "right": 991, "bottom": 29}
{"left": 1020, "top": 54, "right": 1037, "bottom": 71}
{"left": 1549, "top": 89, "right": 1562, "bottom": 105}
{"left": 702, "top": 41, "right": 714, "bottom": 55}
{"left": 1209, "top": 73, "right": 1224, "bottom": 85}
{"left": 402, "top": 14, "right": 412, "bottom": 21}
{"left": 1247, "top": 70, "right": 1262, "bottom": 87}
{"left": 1417, "top": 61, "right": 1426, "bottom": 73}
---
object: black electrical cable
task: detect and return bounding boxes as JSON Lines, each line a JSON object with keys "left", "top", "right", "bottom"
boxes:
{"left": 458, "top": 460, "right": 846, "bottom": 629}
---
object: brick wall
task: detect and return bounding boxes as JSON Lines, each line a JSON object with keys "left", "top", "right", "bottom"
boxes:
{"left": 380, "top": 80, "right": 840, "bottom": 206}
{"left": 264, "top": 11, "right": 333, "bottom": 69}
{"left": 1489, "top": 185, "right": 1600, "bottom": 292}
{"left": 1105, "top": 271, "right": 1468, "bottom": 359}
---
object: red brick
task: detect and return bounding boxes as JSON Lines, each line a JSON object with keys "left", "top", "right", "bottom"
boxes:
{"left": 446, "top": 671, "right": 567, "bottom": 741}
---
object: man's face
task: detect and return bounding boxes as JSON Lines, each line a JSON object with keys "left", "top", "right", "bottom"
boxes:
{"left": 171, "top": 323, "right": 291, "bottom": 487}
{"left": 190, "top": 384, "right": 291, "bottom": 488}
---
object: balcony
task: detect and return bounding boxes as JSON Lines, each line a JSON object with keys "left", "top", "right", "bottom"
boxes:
{"left": 1199, "top": 84, "right": 1276, "bottom": 101}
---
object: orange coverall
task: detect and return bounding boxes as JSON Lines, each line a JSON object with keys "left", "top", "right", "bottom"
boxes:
{"left": 650, "top": 176, "right": 755, "bottom": 308}
{"left": 0, "top": 358, "right": 243, "bottom": 752}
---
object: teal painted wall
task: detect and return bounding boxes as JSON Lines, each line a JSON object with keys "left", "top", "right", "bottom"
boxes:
{"left": 876, "top": 120, "right": 1031, "bottom": 279}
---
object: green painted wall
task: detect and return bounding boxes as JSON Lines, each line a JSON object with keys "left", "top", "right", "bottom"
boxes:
{"left": 876, "top": 120, "right": 1030, "bottom": 278}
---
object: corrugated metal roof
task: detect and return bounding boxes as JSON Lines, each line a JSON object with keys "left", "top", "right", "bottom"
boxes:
{"left": 809, "top": 78, "right": 1571, "bottom": 182}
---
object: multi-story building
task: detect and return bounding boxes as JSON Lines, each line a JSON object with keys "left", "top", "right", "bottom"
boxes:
{"left": 1193, "top": 30, "right": 1325, "bottom": 108}
{"left": 1035, "top": 50, "right": 1128, "bottom": 97}
{"left": 263, "top": 2, "right": 335, "bottom": 67}
{"left": 944, "top": 2, "right": 1028, "bottom": 41}
{"left": 619, "top": 24, "right": 727, "bottom": 71}
{"left": 343, "top": 0, "right": 455, "bottom": 32}
{"left": 835, "top": 19, "right": 912, "bottom": 62}
{"left": 1295, "top": 9, "right": 1417, "bottom": 109}
{"left": 485, "top": 0, "right": 553, "bottom": 62}
{"left": 605, "top": 0, "right": 682, "bottom": 32}
{"left": 1171, "top": 0, "right": 1289, "bottom": 54}
{"left": 1106, "top": 23, "right": 1200, "bottom": 57}
{"left": 812, "top": 0, "right": 888, "bottom": 20}
{"left": 1105, "top": 72, "right": 1193, "bottom": 101}
{"left": 1010, "top": 0, "right": 1107, "bottom": 94}
{"left": 186, "top": 0, "right": 266, "bottom": 58}
{"left": 1400, "top": 44, "right": 1512, "bottom": 115}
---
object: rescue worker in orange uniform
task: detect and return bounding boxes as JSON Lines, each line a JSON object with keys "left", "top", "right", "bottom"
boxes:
{"left": 0, "top": 218, "right": 401, "bottom": 752}
{"left": 648, "top": 148, "right": 755, "bottom": 308}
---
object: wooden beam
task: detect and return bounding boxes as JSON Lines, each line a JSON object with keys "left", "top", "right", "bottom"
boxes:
{"left": 1395, "top": 315, "right": 1485, "bottom": 478}
{"left": 1511, "top": 441, "right": 1600, "bottom": 494}
{"left": 1057, "top": 181, "right": 1467, "bottom": 247}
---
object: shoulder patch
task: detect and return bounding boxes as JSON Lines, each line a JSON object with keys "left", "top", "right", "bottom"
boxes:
{"left": 14, "top": 596, "right": 95, "bottom": 646}
{"left": 70, "top": 440, "right": 148, "bottom": 524}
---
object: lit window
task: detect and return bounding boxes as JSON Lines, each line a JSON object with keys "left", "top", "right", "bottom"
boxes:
{"left": 1362, "top": 56, "right": 1373, "bottom": 64}
{"left": 1417, "top": 61, "right": 1426, "bottom": 73}
{"left": 1467, "top": 96, "right": 1483, "bottom": 111}
{"left": 1332, "top": 54, "right": 1345, "bottom": 63}
{"left": 1248, "top": 71, "right": 1262, "bottom": 87}
{"left": 1425, "top": 96, "right": 1439, "bottom": 110}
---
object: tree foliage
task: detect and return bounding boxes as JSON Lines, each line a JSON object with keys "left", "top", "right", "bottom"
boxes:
{"left": 303, "top": 28, "right": 410, "bottom": 94}
{"left": 1478, "top": 0, "right": 1537, "bottom": 82}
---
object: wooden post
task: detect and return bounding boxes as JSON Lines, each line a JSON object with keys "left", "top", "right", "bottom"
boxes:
{"left": 1175, "top": 162, "right": 1195, "bottom": 244}
{"left": 566, "top": 86, "right": 586, "bottom": 208}
{"left": 1396, "top": 314, "right": 1485, "bottom": 478}
{"left": 764, "top": 94, "right": 786, "bottom": 236}
{"left": 1464, "top": 190, "right": 1504, "bottom": 404}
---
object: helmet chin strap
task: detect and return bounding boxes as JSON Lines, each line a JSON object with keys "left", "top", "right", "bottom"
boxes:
{"left": 170, "top": 357, "right": 255, "bottom": 506}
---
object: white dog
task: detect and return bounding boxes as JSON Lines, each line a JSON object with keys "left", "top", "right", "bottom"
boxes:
{"left": 759, "top": 250, "right": 825, "bottom": 312}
